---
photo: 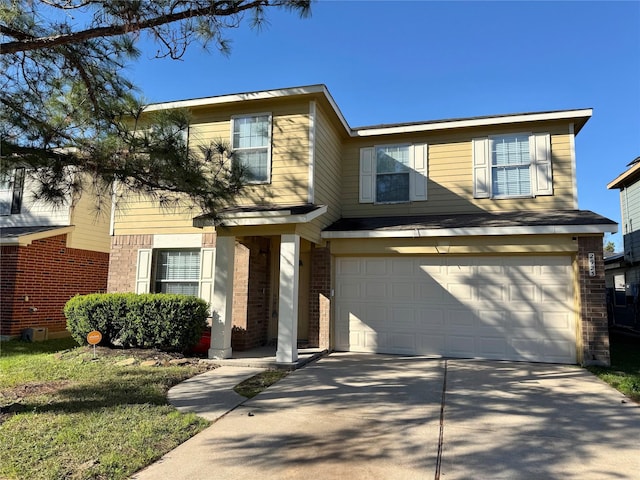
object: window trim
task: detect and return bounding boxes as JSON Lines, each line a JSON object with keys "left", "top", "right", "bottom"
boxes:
{"left": 230, "top": 112, "right": 273, "bottom": 184}
{"left": 152, "top": 248, "right": 201, "bottom": 296}
{"left": 375, "top": 143, "right": 412, "bottom": 204}
{"left": 489, "top": 133, "right": 533, "bottom": 199}
{"left": 0, "top": 167, "right": 25, "bottom": 216}
{"left": 473, "top": 132, "right": 552, "bottom": 200}
{"left": 359, "top": 143, "right": 428, "bottom": 204}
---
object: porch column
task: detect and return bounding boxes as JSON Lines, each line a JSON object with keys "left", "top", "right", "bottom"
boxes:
{"left": 276, "top": 233, "right": 300, "bottom": 363}
{"left": 209, "top": 235, "right": 235, "bottom": 359}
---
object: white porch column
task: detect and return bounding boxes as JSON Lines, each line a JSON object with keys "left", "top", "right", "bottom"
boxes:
{"left": 209, "top": 235, "right": 235, "bottom": 359}
{"left": 276, "top": 233, "right": 300, "bottom": 363}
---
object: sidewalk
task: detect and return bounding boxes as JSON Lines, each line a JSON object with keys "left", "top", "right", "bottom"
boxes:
{"left": 168, "top": 366, "right": 264, "bottom": 421}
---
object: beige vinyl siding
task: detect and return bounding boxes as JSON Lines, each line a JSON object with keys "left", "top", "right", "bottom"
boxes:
{"left": 113, "top": 98, "right": 313, "bottom": 235}
{"left": 67, "top": 188, "right": 111, "bottom": 252}
{"left": 330, "top": 234, "right": 579, "bottom": 256}
{"left": 341, "top": 122, "right": 577, "bottom": 218}
{"left": 313, "top": 102, "right": 344, "bottom": 227}
{"left": 112, "top": 198, "right": 203, "bottom": 235}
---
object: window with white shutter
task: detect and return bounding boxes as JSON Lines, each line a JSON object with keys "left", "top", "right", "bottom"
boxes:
{"left": 154, "top": 249, "right": 201, "bottom": 296}
{"left": 473, "top": 133, "right": 552, "bottom": 199}
{"left": 359, "top": 144, "right": 428, "bottom": 203}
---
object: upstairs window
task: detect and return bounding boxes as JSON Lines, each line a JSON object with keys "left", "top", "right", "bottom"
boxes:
{"left": 359, "top": 144, "right": 428, "bottom": 204}
{"left": 154, "top": 249, "right": 200, "bottom": 296}
{"left": 376, "top": 145, "right": 411, "bottom": 203}
{"left": 232, "top": 114, "right": 272, "bottom": 183}
{"left": 491, "top": 134, "right": 531, "bottom": 197}
{"left": 473, "top": 133, "right": 552, "bottom": 199}
{"left": 0, "top": 167, "right": 25, "bottom": 215}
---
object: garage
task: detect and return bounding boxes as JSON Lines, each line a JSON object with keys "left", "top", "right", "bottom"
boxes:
{"left": 334, "top": 255, "right": 576, "bottom": 363}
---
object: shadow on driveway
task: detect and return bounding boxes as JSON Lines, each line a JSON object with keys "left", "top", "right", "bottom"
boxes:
{"left": 133, "top": 353, "right": 640, "bottom": 480}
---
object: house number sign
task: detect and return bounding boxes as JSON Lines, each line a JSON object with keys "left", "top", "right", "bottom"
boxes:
{"left": 588, "top": 252, "right": 596, "bottom": 277}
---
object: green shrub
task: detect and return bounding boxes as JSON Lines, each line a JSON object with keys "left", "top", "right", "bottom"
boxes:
{"left": 64, "top": 293, "right": 209, "bottom": 352}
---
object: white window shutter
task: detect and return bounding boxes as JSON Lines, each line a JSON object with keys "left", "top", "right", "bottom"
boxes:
{"left": 359, "top": 147, "right": 375, "bottom": 203}
{"left": 135, "top": 249, "right": 153, "bottom": 294}
{"left": 532, "top": 133, "right": 553, "bottom": 196}
{"left": 199, "top": 248, "right": 216, "bottom": 305}
{"left": 472, "top": 138, "right": 490, "bottom": 198}
{"left": 410, "top": 144, "right": 428, "bottom": 201}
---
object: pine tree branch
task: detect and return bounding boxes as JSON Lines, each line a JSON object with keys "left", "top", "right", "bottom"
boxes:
{"left": 0, "top": 0, "right": 268, "bottom": 54}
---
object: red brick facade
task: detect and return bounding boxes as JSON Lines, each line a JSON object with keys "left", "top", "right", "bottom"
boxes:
{"left": 107, "top": 234, "right": 153, "bottom": 293}
{"left": 577, "top": 235, "right": 610, "bottom": 365}
{"left": 0, "top": 234, "right": 109, "bottom": 338}
{"left": 231, "top": 237, "right": 271, "bottom": 350}
{"left": 309, "top": 244, "right": 331, "bottom": 349}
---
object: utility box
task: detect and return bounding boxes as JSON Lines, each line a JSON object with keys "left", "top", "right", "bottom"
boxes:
{"left": 22, "top": 327, "right": 49, "bottom": 342}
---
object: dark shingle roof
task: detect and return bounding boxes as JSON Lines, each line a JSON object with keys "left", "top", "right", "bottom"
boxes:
{"left": 324, "top": 210, "right": 616, "bottom": 232}
{"left": 0, "top": 225, "right": 69, "bottom": 239}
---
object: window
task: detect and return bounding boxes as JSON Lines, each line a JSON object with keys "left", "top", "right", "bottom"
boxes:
{"left": 0, "top": 167, "right": 25, "bottom": 215}
{"left": 359, "top": 144, "right": 428, "bottom": 204}
{"left": 154, "top": 249, "right": 200, "bottom": 296}
{"left": 473, "top": 133, "right": 552, "bottom": 199}
{"left": 376, "top": 146, "right": 411, "bottom": 203}
{"left": 232, "top": 114, "right": 272, "bottom": 183}
{"left": 491, "top": 134, "right": 531, "bottom": 197}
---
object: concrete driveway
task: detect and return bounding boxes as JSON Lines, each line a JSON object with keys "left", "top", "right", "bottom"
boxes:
{"left": 134, "top": 353, "right": 640, "bottom": 480}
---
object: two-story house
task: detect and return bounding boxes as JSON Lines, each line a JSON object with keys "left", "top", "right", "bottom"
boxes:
{"left": 107, "top": 85, "right": 616, "bottom": 365}
{"left": 0, "top": 170, "right": 111, "bottom": 340}
{"left": 606, "top": 156, "right": 640, "bottom": 317}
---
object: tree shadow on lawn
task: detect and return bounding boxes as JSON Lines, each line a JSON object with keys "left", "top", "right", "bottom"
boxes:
{"left": 16, "top": 369, "right": 181, "bottom": 413}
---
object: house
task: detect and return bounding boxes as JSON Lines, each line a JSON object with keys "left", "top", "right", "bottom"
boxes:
{"left": 107, "top": 84, "right": 616, "bottom": 365}
{"left": 0, "top": 170, "right": 111, "bottom": 340}
{"left": 606, "top": 156, "right": 640, "bottom": 327}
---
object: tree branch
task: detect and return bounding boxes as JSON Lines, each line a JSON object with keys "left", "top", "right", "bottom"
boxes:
{"left": 1, "top": 1, "right": 268, "bottom": 54}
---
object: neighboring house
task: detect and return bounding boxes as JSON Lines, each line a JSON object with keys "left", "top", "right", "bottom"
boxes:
{"left": 107, "top": 84, "right": 616, "bottom": 366}
{"left": 606, "top": 156, "right": 640, "bottom": 322}
{"left": 0, "top": 170, "right": 111, "bottom": 340}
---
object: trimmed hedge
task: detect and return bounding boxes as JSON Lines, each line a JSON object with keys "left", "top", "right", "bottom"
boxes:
{"left": 64, "top": 293, "right": 209, "bottom": 352}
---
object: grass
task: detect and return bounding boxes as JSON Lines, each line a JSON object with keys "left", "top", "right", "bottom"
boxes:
{"left": 0, "top": 338, "right": 211, "bottom": 480}
{"left": 588, "top": 331, "right": 640, "bottom": 403}
{"left": 234, "top": 369, "right": 289, "bottom": 398}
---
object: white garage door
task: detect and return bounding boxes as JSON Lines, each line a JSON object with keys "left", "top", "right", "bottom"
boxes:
{"left": 335, "top": 256, "right": 576, "bottom": 363}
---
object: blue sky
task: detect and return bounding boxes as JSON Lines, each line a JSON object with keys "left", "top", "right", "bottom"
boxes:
{"left": 128, "top": 1, "right": 640, "bottom": 249}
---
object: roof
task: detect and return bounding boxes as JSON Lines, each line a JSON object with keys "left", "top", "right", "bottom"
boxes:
{"left": 322, "top": 210, "right": 617, "bottom": 239}
{"left": 193, "top": 204, "right": 327, "bottom": 228}
{"left": 608, "top": 157, "right": 640, "bottom": 189}
{"left": 143, "top": 84, "right": 592, "bottom": 138}
{"left": 0, "top": 225, "right": 74, "bottom": 245}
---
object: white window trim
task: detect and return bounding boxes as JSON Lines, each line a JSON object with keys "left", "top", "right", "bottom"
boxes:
{"left": 0, "top": 168, "right": 25, "bottom": 216}
{"left": 489, "top": 133, "right": 533, "bottom": 199}
{"left": 152, "top": 248, "right": 202, "bottom": 296}
{"left": 473, "top": 132, "right": 552, "bottom": 200}
{"left": 230, "top": 112, "right": 273, "bottom": 184}
{"left": 359, "top": 143, "right": 428, "bottom": 204}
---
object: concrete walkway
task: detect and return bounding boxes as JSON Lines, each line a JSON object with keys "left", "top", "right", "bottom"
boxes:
{"left": 133, "top": 353, "right": 640, "bottom": 480}
{"left": 168, "top": 366, "right": 264, "bottom": 421}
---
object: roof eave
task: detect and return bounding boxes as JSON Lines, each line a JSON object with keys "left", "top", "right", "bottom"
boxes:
{"left": 608, "top": 162, "right": 640, "bottom": 190}
{"left": 321, "top": 223, "right": 617, "bottom": 239}
{"left": 352, "top": 109, "right": 593, "bottom": 137}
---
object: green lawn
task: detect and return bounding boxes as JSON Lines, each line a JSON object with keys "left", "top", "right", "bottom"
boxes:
{"left": 588, "top": 331, "right": 640, "bottom": 403}
{"left": 0, "top": 338, "right": 211, "bottom": 480}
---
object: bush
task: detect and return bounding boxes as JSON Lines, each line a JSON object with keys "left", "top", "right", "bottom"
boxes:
{"left": 64, "top": 293, "right": 209, "bottom": 352}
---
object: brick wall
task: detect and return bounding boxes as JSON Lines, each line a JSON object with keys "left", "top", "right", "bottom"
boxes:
{"left": 0, "top": 234, "right": 109, "bottom": 337}
{"left": 309, "top": 244, "right": 331, "bottom": 349}
{"left": 577, "top": 235, "right": 610, "bottom": 366}
{"left": 107, "top": 235, "right": 153, "bottom": 293}
{"left": 231, "top": 238, "right": 270, "bottom": 350}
